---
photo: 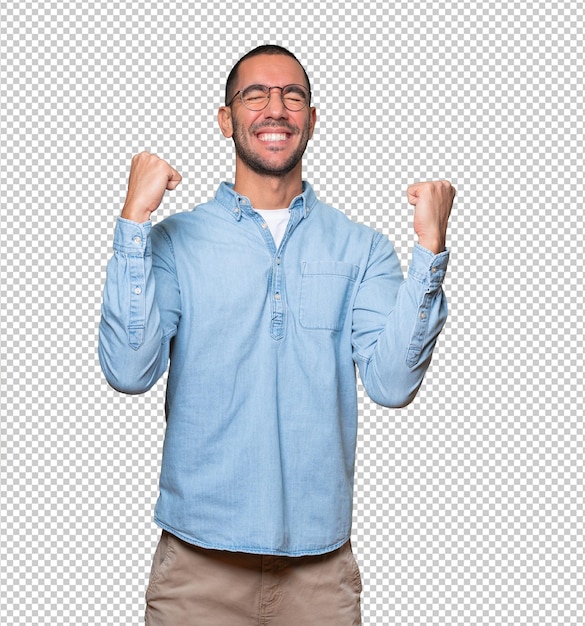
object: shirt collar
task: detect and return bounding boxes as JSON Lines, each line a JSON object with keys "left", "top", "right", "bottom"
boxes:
{"left": 215, "top": 181, "right": 317, "bottom": 222}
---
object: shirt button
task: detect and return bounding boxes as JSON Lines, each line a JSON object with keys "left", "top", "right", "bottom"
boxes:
{"left": 420, "top": 312, "right": 426, "bottom": 320}
{"left": 432, "top": 267, "right": 438, "bottom": 273}
{"left": 275, "top": 292, "right": 281, "bottom": 300}
{"left": 276, "top": 257, "right": 281, "bottom": 265}
{"left": 134, "top": 287, "right": 142, "bottom": 295}
{"left": 133, "top": 236, "right": 142, "bottom": 245}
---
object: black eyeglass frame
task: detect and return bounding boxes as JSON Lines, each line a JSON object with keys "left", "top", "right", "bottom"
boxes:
{"left": 226, "top": 84, "right": 312, "bottom": 111}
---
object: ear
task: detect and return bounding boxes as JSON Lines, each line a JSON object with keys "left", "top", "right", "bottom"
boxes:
{"left": 218, "top": 106, "right": 234, "bottom": 138}
{"left": 308, "top": 106, "right": 317, "bottom": 139}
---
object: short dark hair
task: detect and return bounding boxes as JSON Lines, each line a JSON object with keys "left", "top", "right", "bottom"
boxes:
{"left": 224, "top": 45, "right": 312, "bottom": 106}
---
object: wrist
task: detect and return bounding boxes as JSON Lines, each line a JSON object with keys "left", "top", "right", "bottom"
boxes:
{"left": 417, "top": 236, "right": 445, "bottom": 255}
{"left": 121, "top": 202, "right": 152, "bottom": 223}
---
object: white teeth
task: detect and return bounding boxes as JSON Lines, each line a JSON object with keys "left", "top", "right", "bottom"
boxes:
{"left": 259, "top": 133, "right": 288, "bottom": 141}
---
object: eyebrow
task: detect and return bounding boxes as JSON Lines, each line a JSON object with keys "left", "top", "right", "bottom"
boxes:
{"left": 244, "top": 84, "right": 269, "bottom": 91}
{"left": 242, "top": 84, "right": 308, "bottom": 92}
{"left": 283, "top": 84, "right": 307, "bottom": 94}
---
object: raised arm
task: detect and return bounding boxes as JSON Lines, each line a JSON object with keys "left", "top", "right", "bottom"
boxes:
{"left": 98, "top": 153, "right": 182, "bottom": 394}
{"left": 352, "top": 180, "right": 455, "bottom": 407}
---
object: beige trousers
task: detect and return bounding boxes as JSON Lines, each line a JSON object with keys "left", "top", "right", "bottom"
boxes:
{"left": 145, "top": 531, "right": 362, "bottom": 626}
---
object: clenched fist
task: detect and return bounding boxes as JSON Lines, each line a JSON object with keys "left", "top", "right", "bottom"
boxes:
{"left": 121, "top": 152, "right": 182, "bottom": 223}
{"left": 407, "top": 180, "right": 456, "bottom": 254}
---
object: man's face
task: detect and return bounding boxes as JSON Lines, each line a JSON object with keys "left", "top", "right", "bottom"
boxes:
{"left": 220, "top": 55, "right": 317, "bottom": 178}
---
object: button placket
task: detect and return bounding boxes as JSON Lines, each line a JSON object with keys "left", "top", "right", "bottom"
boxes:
{"left": 270, "top": 257, "right": 285, "bottom": 340}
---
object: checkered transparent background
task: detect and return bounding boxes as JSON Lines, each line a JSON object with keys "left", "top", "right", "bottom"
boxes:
{"left": 1, "top": 1, "right": 583, "bottom": 624}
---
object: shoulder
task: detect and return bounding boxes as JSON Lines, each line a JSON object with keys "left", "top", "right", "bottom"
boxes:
{"left": 312, "top": 199, "right": 384, "bottom": 242}
{"left": 152, "top": 199, "right": 215, "bottom": 235}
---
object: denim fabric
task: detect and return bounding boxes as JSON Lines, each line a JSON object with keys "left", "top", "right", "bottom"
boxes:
{"left": 98, "top": 181, "right": 449, "bottom": 556}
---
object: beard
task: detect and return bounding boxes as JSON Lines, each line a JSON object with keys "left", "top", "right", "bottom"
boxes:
{"left": 231, "top": 117, "right": 312, "bottom": 177}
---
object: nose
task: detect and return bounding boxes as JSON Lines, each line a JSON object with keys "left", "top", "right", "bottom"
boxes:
{"left": 265, "top": 87, "right": 288, "bottom": 117}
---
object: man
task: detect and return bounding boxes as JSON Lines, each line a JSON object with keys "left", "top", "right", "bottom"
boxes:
{"left": 99, "top": 45, "right": 455, "bottom": 626}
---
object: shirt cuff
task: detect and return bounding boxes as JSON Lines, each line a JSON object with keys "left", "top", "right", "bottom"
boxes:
{"left": 408, "top": 243, "right": 450, "bottom": 290}
{"left": 112, "top": 217, "right": 152, "bottom": 256}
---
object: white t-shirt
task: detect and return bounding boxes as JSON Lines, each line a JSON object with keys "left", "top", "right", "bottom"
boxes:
{"left": 254, "top": 208, "right": 291, "bottom": 248}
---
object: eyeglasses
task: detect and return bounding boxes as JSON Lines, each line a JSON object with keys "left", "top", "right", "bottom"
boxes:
{"left": 227, "top": 84, "right": 311, "bottom": 111}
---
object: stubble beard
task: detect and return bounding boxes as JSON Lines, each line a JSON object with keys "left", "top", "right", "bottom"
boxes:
{"left": 231, "top": 118, "right": 311, "bottom": 178}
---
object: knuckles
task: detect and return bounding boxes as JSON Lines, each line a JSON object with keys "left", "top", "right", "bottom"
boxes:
{"left": 131, "top": 151, "right": 169, "bottom": 175}
{"left": 408, "top": 180, "right": 456, "bottom": 200}
{"left": 133, "top": 151, "right": 159, "bottom": 165}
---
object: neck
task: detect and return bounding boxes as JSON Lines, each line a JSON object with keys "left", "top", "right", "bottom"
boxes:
{"left": 232, "top": 162, "right": 304, "bottom": 210}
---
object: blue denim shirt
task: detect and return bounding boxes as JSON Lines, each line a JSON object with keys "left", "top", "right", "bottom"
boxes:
{"left": 99, "top": 181, "right": 449, "bottom": 556}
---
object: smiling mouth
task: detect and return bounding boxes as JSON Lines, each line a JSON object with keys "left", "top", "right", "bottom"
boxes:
{"left": 257, "top": 133, "right": 289, "bottom": 142}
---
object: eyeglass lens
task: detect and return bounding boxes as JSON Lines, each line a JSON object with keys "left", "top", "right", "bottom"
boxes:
{"left": 240, "top": 85, "right": 309, "bottom": 111}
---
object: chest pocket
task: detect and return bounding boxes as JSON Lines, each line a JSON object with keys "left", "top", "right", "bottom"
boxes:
{"left": 299, "top": 261, "right": 359, "bottom": 331}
